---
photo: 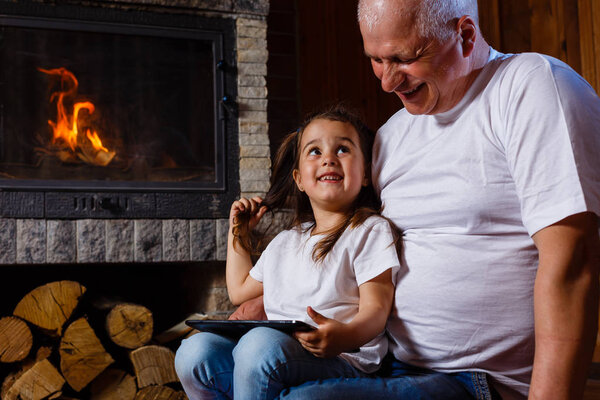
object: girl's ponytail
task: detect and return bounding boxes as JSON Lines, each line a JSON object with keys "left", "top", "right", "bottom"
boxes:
{"left": 232, "top": 129, "right": 307, "bottom": 254}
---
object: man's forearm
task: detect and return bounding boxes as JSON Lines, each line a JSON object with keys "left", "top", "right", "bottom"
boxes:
{"left": 530, "top": 213, "right": 600, "bottom": 399}
{"left": 530, "top": 268, "right": 598, "bottom": 399}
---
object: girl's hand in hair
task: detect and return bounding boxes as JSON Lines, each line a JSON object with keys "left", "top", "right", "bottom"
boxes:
{"left": 229, "top": 196, "right": 268, "bottom": 231}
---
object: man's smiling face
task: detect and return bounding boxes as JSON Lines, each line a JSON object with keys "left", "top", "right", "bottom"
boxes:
{"left": 360, "top": 3, "right": 471, "bottom": 115}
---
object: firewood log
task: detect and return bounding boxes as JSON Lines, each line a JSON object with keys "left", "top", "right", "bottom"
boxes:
{"left": 135, "top": 386, "right": 187, "bottom": 400}
{"left": 59, "top": 318, "right": 114, "bottom": 392}
{"left": 13, "top": 281, "right": 86, "bottom": 336}
{"left": 89, "top": 368, "right": 137, "bottom": 400}
{"left": 0, "top": 316, "right": 33, "bottom": 362}
{"left": 2, "top": 359, "right": 64, "bottom": 400}
{"left": 105, "top": 303, "right": 153, "bottom": 349}
{"left": 129, "top": 345, "right": 178, "bottom": 388}
{"left": 1, "top": 342, "right": 55, "bottom": 399}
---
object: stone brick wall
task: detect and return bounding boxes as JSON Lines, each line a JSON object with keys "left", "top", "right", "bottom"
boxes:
{"left": 237, "top": 17, "right": 271, "bottom": 198}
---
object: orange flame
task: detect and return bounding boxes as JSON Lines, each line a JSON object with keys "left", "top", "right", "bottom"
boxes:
{"left": 38, "top": 67, "right": 115, "bottom": 165}
{"left": 86, "top": 130, "right": 109, "bottom": 153}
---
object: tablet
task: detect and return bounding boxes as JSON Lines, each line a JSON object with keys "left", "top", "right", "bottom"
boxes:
{"left": 185, "top": 319, "right": 315, "bottom": 337}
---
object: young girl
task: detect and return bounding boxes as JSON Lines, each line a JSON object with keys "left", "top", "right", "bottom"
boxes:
{"left": 175, "top": 106, "right": 400, "bottom": 400}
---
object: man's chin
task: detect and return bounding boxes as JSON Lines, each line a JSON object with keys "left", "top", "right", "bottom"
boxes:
{"left": 402, "top": 102, "right": 433, "bottom": 115}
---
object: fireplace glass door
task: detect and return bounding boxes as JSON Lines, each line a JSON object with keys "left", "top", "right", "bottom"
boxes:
{"left": 0, "top": 16, "right": 225, "bottom": 191}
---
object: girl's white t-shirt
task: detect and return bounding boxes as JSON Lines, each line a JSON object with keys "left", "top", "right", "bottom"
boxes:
{"left": 249, "top": 215, "right": 400, "bottom": 373}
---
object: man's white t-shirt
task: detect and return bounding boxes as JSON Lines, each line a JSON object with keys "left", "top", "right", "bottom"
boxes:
{"left": 249, "top": 215, "right": 400, "bottom": 373}
{"left": 373, "top": 49, "right": 600, "bottom": 399}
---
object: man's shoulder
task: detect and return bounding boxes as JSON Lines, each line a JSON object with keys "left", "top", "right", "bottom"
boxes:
{"left": 496, "top": 52, "right": 576, "bottom": 80}
{"left": 376, "top": 108, "right": 413, "bottom": 140}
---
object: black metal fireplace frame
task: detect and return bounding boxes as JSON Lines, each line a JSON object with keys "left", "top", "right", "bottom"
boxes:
{"left": 0, "top": 1, "right": 240, "bottom": 219}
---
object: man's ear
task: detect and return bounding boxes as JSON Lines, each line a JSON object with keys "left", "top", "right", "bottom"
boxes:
{"left": 457, "top": 15, "right": 477, "bottom": 57}
{"left": 292, "top": 169, "right": 304, "bottom": 192}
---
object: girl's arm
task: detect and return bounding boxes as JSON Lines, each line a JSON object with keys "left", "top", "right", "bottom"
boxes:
{"left": 294, "top": 269, "right": 394, "bottom": 357}
{"left": 226, "top": 197, "right": 266, "bottom": 306}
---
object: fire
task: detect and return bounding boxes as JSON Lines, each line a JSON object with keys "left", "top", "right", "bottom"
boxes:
{"left": 38, "top": 67, "right": 115, "bottom": 166}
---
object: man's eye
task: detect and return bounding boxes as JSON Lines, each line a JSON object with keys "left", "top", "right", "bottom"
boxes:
{"left": 308, "top": 148, "right": 320, "bottom": 156}
{"left": 393, "top": 56, "right": 416, "bottom": 64}
{"left": 337, "top": 146, "right": 349, "bottom": 155}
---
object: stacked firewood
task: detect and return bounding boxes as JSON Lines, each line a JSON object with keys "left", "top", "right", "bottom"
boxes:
{"left": 0, "top": 281, "right": 188, "bottom": 400}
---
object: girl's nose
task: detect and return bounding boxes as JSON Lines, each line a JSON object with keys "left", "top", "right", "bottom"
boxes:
{"left": 322, "top": 155, "right": 337, "bottom": 166}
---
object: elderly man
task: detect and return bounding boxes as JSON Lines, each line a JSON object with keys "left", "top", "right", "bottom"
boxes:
{"left": 277, "top": 0, "right": 600, "bottom": 399}
{"left": 177, "top": 0, "right": 599, "bottom": 399}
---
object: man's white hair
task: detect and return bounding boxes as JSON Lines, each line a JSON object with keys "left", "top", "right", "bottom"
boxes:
{"left": 358, "top": 0, "right": 479, "bottom": 42}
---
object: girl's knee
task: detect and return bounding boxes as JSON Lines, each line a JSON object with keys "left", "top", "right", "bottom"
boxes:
{"left": 175, "top": 334, "right": 203, "bottom": 379}
{"left": 233, "top": 327, "right": 302, "bottom": 372}
{"left": 174, "top": 332, "right": 234, "bottom": 381}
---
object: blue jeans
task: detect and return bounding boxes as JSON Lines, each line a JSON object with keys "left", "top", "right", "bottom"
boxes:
{"left": 278, "top": 355, "right": 501, "bottom": 400}
{"left": 174, "top": 327, "right": 366, "bottom": 400}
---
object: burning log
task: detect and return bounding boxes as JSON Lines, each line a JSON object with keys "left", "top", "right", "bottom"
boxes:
{"left": 0, "top": 316, "right": 33, "bottom": 363}
{"left": 135, "top": 386, "right": 187, "bottom": 400}
{"left": 13, "top": 281, "right": 86, "bottom": 337}
{"left": 1, "top": 359, "right": 65, "bottom": 400}
{"left": 38, "top": 67, "right": 116, "bottom": 167}
{"left": 106, "top": 304, "right": 153, "bottom": 349}
{"left": 89, "top": 369, "right": 137, "bottom": 400}
{"left": 59, "top": 318, "right": 114, "bottom": 392}
{"left": 129, "top": 346, "right": 178, "bottom": 388}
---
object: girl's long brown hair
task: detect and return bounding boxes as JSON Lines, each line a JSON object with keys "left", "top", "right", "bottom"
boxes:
{"left": 233, "top": 104, "right": 400, "bottom": 262}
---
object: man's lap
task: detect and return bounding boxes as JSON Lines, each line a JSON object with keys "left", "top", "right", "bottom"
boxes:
{"left": 277, "top": 357, "right": 499, "bottom": 400}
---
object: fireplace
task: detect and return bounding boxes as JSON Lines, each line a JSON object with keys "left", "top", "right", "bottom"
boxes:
{"left": 0, "top": 0, "right": 271, "bottom": 265}
{"left": 0, "top": 1, "right": 252, "bottom": 220}
{"left": 0, "top": 16, "right": 227, "bottom": 191}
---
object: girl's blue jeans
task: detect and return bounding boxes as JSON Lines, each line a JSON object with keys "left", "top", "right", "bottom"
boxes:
{"left": 174, "top": 327, "right": 500, "bottom": 400}
{"left": 174, "top": 327, "right": 365, "bottom": 400}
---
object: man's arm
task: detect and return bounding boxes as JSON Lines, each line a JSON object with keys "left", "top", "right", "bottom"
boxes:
{"left": 529, "top": 212, "right": 599, "bottom": 399}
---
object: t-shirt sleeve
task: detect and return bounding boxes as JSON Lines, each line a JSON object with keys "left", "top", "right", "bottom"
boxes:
{"left": 500, "top": 55, "right": 600, "bottom": 236}
{"left": 248, "top": 257, "right": 264, "bottom": 283}
{"left": 351, "top": 218, "right": 401, "bottom": 286}
{"left": 248, "top": 231, "right": 286, "bottom": 283}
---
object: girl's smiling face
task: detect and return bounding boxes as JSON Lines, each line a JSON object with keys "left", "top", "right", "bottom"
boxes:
{"left": 293, "top": 119, "right": 369, "bottom": 214}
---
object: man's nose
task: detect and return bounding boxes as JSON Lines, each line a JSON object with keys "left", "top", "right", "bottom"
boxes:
{"left": 380, "top": 62, "right": 405, "bottom": 93}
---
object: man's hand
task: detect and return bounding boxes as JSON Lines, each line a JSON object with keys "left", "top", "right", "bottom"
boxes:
{"left": 294, "top": 306, "right": 352, "bottom": 358}
{"left": 228, "top": 295, "right": 267, "bottom": 320}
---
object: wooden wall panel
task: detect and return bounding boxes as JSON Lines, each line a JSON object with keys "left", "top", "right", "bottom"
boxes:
{"left": 529, "top": 0, "right": 566, "bottom": 60}
{"left": 486, "top": 0, "right": 595, "bottom": 92}
{"left": 578, "top": 0, "right": 600, "bottom": 92}
{"left": 477, "top": 0, "right": 501, "bottom": 49}
{"left": 267, "top": 0, "right": 300, "bottom": 158}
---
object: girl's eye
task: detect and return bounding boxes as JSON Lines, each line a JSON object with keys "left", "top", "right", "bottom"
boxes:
{"left": 308, "top": 148, "right": 321, "bottom": 156}
{"left": 337, "top": 146, "right": 349, "bottom": 155}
